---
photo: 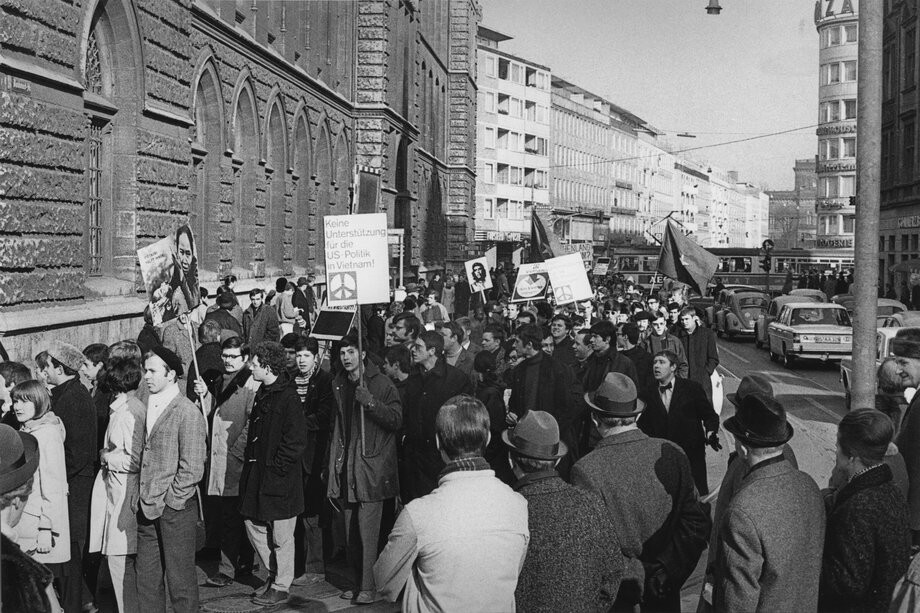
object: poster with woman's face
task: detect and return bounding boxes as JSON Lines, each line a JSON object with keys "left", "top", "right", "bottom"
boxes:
{"left": 464, "top": 256, "right": 493, "bottom": 294}
{"left": 137, "top": 224, "right": 200, "bottom": 326}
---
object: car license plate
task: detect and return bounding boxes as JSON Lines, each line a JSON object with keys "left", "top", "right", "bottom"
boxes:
{"left": 815, "top": 336, "right": 841, "bottom": 343}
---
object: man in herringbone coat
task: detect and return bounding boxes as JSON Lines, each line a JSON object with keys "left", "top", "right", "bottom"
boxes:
{"left": 506, "top": 411, "right": 622, "bottom": 613}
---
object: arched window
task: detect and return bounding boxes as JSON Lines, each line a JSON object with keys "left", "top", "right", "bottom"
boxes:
{"left": 292, "top": 114, "right": 312, "bottom": 267}
{"left": 266, "top": 100, "right": 287, "bottom": 270}
{"left": 190, "top": 61, "right": 223, "bottom": 272}
{"left": 313, "top": 125, "right": 333, "bottom": 273}
{"left": 232, "top": 84, "right": 260, "bottom": 269}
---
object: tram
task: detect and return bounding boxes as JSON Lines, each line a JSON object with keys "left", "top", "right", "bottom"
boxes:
{"left": 608, "top": 246, "right": 855, "bottom": 293}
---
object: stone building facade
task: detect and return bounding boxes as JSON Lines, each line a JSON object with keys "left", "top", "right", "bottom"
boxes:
{"left": 0, "top": 0, "right": 479, "bottom": 356}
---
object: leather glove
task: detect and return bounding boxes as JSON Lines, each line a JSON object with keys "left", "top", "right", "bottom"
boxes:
{"left": 706, "top": 431, "right": 722, "bottom": 452}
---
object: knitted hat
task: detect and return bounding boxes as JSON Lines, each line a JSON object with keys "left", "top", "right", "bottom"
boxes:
{"left": 47, "top": 340, "right": 85, "bottom": 372}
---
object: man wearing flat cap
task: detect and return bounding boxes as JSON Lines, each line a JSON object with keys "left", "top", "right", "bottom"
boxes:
{"left": 506, "top": 410, "right": 622, "bottom": 613}
{"left": 893, "top": 327, "right": 920, "bottom": 545}
{"left": 136, "top": 347, "right": 208, "bottom": 613}
{"left": 711, "top": 392, "right": 824, "bottom": 612}
{"left": 571, "top": 373, "right": 709, "bottom": 612}
{"left": 36, "top": 340, "right": 97, "bottom": 613}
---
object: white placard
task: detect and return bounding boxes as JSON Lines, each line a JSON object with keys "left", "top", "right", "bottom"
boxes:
{"left": 465, "top": 257, "right": 493, "bottom": 293}
{"left": 511, "top": 262, "right": 549, "bottom": 303}
{"left": 324, "top": 213, "right": 390, "bottom": 306}
{"left": 546, "top": 252, "right": 593, "bottom": 305}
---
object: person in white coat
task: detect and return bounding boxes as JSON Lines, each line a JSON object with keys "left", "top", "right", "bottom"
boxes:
{"left": 89, "top": 356, "right": 146, "bottom": 612}
{"left": 11, "top": 380, "right": 71, "bottom": 568}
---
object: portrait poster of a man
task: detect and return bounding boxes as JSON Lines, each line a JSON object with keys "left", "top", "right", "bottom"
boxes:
{"left": 137, "top": 224, "right": 201, "bottom": 325}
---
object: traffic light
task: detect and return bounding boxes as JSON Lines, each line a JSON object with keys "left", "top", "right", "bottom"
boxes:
{"left": 760, "top": 255, "right": 772, "bottom": 272}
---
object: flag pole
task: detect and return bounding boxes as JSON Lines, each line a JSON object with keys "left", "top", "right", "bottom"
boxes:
{"left": 356, "top": 303, "right": 366, "bottom": 458}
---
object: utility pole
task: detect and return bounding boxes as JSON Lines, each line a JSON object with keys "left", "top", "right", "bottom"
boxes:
{"left": 851, "top": 1, "right": 883, "bottom": 411}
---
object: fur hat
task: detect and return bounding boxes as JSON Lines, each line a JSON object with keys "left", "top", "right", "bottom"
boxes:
{"left": 47, "top": 340, "right": 85, "bottom": 372}
{"left": 892, "top": 328, "right": 920, "bottom": 360}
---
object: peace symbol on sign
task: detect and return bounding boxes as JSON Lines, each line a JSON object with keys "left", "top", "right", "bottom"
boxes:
{"left": 329, "top": 271, "right": 357, "bottom": 301}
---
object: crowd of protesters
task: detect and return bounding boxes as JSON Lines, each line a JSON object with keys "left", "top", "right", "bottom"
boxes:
{"left": 2, "top": 264, "right": 920, "bottom": 613}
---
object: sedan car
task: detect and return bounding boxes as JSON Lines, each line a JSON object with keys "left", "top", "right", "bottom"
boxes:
{"left": 832, "top": 295, "right": 906, "bottom": 325}
{"left": 714, "top": 290, "right": 768, "bottom": 340}
{"left": 754, "top": 293, "right": 825, "bottom": 349}
{"left": 767, "top": 302, "right": 852, "bottom": 368}
{"left": 881, "top": 311, "right": 920, "bottom": 328}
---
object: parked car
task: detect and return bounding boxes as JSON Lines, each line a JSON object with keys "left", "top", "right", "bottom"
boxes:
{"left": 704, "top": 286, "right": 760, "bottom": 326}
{"left": 832, "top": 295, "right": 906, "bottom": 325}
{"left": 881, "top": 311, "right": 920, "bottom": 328}
{"left": 767, "top": 302, "right": 852, "bottom": 368}
{"left": 713, "top": 290, "right": 768, "bottom": 340}
{"left": 840, "top": 326, "right": 920, "bottom": 410}
{"left": 754, "top": 292, "right": 826, "bottom": 349}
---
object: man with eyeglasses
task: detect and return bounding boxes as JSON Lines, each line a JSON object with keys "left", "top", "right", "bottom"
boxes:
{"left": 401, "top": 330, "right": 473, "bottom": 503}
{"left": 642, "top": 314, "right": 689, "bottom": 379}
{"left": 194, "top": 336, "right": 257, "bottom": 587}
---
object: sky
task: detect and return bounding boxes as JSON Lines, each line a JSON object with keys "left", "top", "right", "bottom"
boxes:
{"left": 477, "top": 0, "right": 820, "bottom": 190}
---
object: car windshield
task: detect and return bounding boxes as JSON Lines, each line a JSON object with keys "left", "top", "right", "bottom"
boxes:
{"left": 791, "top": 308, "right": 851, "bottom": 327}
{"left": 738, "top": 297, "right": 767, "bottom": 308}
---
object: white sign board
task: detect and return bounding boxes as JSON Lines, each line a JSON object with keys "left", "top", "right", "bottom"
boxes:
{"left": 324, "top": 213, "right": 389, "bottom": 306}
{"left": 546, "top": 252, "right": 593, "bottom": 305}
{"left": 593, "top": 262, "right": 609, "bottom": 276}
{"left": 510, "top": 262, "right": 549, "bottom": 303}
{"left": 465, "top": 256, "right": 493, "bottom": 294}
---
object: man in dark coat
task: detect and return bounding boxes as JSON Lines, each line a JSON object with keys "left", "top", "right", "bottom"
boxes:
{"left": 712, "top": 393, "right": 825, "bottom": 612}
{"left": 239, "top": 341, "right": 308, "bottom": 607}
{"left": 507, "top": 325, "right": 577, "bottom": 453}
{"left": 894, "top": 327, "right": 920, "bottom": 545}
{"left": 205, "top": 290, "right": 244, "bottom": 338}
{"left": 583, "top": 320, "right": 639, "bottom": 393}
{"left": 618, "top": 322, "right": 655, "bottom": 404}
{"left": 549, "top": 314, "right": 577, "bottom": 369}
{"left": 37, "top": 342, "right": 98, "bottom": 613}
{"left": 572, "top": 373, "right": 710, "bottom": 611}
{"left": 292, "top": 277, "right": 313, "bottom": 334}
{"left": 242, "top": 288, "right": 280, "bottom": 348}
{"left": 401, "top": 330, "right": 473, "bottom": 502}
{"left": 506, "top": 410, "right": 622, "bottom": 612}
{"left": 677, "top": 306, "right": 719, "bottom": 404}
{"left": 639, "top": 350, "right": 720, "bottom": 494}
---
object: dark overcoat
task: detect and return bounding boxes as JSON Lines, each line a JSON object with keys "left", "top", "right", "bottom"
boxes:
{"left": 515, "top": 470, "right": 623, "bottom": 613}
{"left": 678, "top": 325, "right": 719, "bottom": 402}
{"left": 400, "top": 359, "right": 473, "bottom": 502}
{"left": 508, "top": 353, "right": 577, "bottom": 445}
{"left": 300, "top": 367, "right": 335, "bottom": 516}
{"left": 52, "top": 376, "right": 97, "bottom": 542}
{"left": 571, "top": 429, "right": 710, "bottom": 610}
{"left": 819, "top": 463, "right": 911, "bottom": 613}
{"left": 897, "top": 392, "right": 920, "bottom": 531}
{"left": 327, "top": 360, "right": 402, "bottom": 503}
{"left": 239, "top": 370, "right": 307, "bottom": 521}
{"left": 638, "top": 377, "right": 719, "bottom": 494}
{"left": 581, "top": 348, "right": 639, "bottom": 393}
{"left": 713, "top": 457, "right": 825, "bottom": 612}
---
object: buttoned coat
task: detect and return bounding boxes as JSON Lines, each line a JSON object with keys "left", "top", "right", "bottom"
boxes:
{"left": 642, "top": 332, "right": 689, "bottom": 378}
{"left": 238, "top": 371, "right": 307, "bottom": 521}
{"left": 713, "top": 458, "right": 825, "bottom": 613}
{"left": 638, "top": 377, "right": 719, "bottom": 494}
{"left": 205, "top": 368, "right": 256, "bottom": 497}
{"left": 552, "top": 335, "right": 577, "bottom": 369}
{"left": 508, "top": 353, "right": 578, "bottom": 446}
{"left": 515, "top": 470, "right": 622, "bottom": 613}
{"left": 138, "top": 390, "right": 207, "bottom": 520}
{"left": 401, "top": 359, "right": 473, "bottom": 501}
{"left": 51, "top": 376, "right": 97, "bottom": 542}
{"left": 678, "top": 325, "right": 719, "bottom": 402}
{"left": 327, "top": 360, "right": 402, "bottom": 503}
{"left": 242, "top": 304, "right": 280, "bottom": 348}
{"left": 818, "top": 464, "right": 910, "bottom": 613}
{"left": 897, "top": 392, "right": 920, "bottom": 530}
{"left": 572, "top": 429, "right": 710, "bottom": 608}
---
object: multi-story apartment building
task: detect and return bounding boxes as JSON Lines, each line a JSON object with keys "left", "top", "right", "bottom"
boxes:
{"left": 0, "top": 0, "right": 479, "bottom": 355}
{"left": 815, "top": 0, "right": 859, "bottom": 252}
{"left": 475, "top": 26, "right": 551, "bottom": 263}
{"left": 880, "top": 0, "right": 920, "bottom": 294}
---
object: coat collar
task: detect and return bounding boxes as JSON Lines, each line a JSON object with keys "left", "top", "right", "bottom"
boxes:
{"left": 834, "top": 463, "right": 892, "bottom": 507}
{"left": 513, "top": 469, "right": 562, "bottom": 492}
{"left": 743, "top": 455, "right": 793, "bottom": 482}
{"left": 594, "top": 427, "right": 647, "bottom": 449}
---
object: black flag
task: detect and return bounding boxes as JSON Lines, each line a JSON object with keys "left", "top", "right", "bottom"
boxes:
{"left": 657, "top": 220, "right": 719, "bottom": 295}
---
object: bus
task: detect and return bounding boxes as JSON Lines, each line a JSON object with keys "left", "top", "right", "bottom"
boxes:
{"left": 609, "top": 246, "right": 855, "bottom": 293}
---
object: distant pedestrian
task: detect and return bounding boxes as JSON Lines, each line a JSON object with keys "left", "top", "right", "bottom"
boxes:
{"left": 375, "top": 395, "right": 529, "bottom": 612}
{"left": 818, "top": 409, "right": 910, "bottom": 613}
{"left": 677, "top": 306, "right": 720, "bottom": 405}
{"left": 242, "top": 288, "right": 280, "bottom": 347}
{"left": 505, "top": 410, "right": 622, "bottom": 612}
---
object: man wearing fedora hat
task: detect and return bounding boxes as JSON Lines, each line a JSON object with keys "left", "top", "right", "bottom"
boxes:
{"left": 711, "top": 392, "right": 824, "bottom": 612}
{"left": 505, "top": 410, "right": 622, "bottom": 613}
{"left": 0, "top": 424, "right": 62, "bottom": 612}
{"left": 572, "top": 372, "right": 709, "bottom": 612}
{"left": 893, "top": 327, "right": 920, "bottom": 545}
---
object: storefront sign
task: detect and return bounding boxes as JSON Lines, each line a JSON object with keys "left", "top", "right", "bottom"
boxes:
{"left": 899, "top": 215, "right": 920, "bottom": 229}
{"left": 485, "top": 231, "right": 521, "bottom": 242}
{"left": 816, "top": 238, "right": 854, "bottom": 248}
